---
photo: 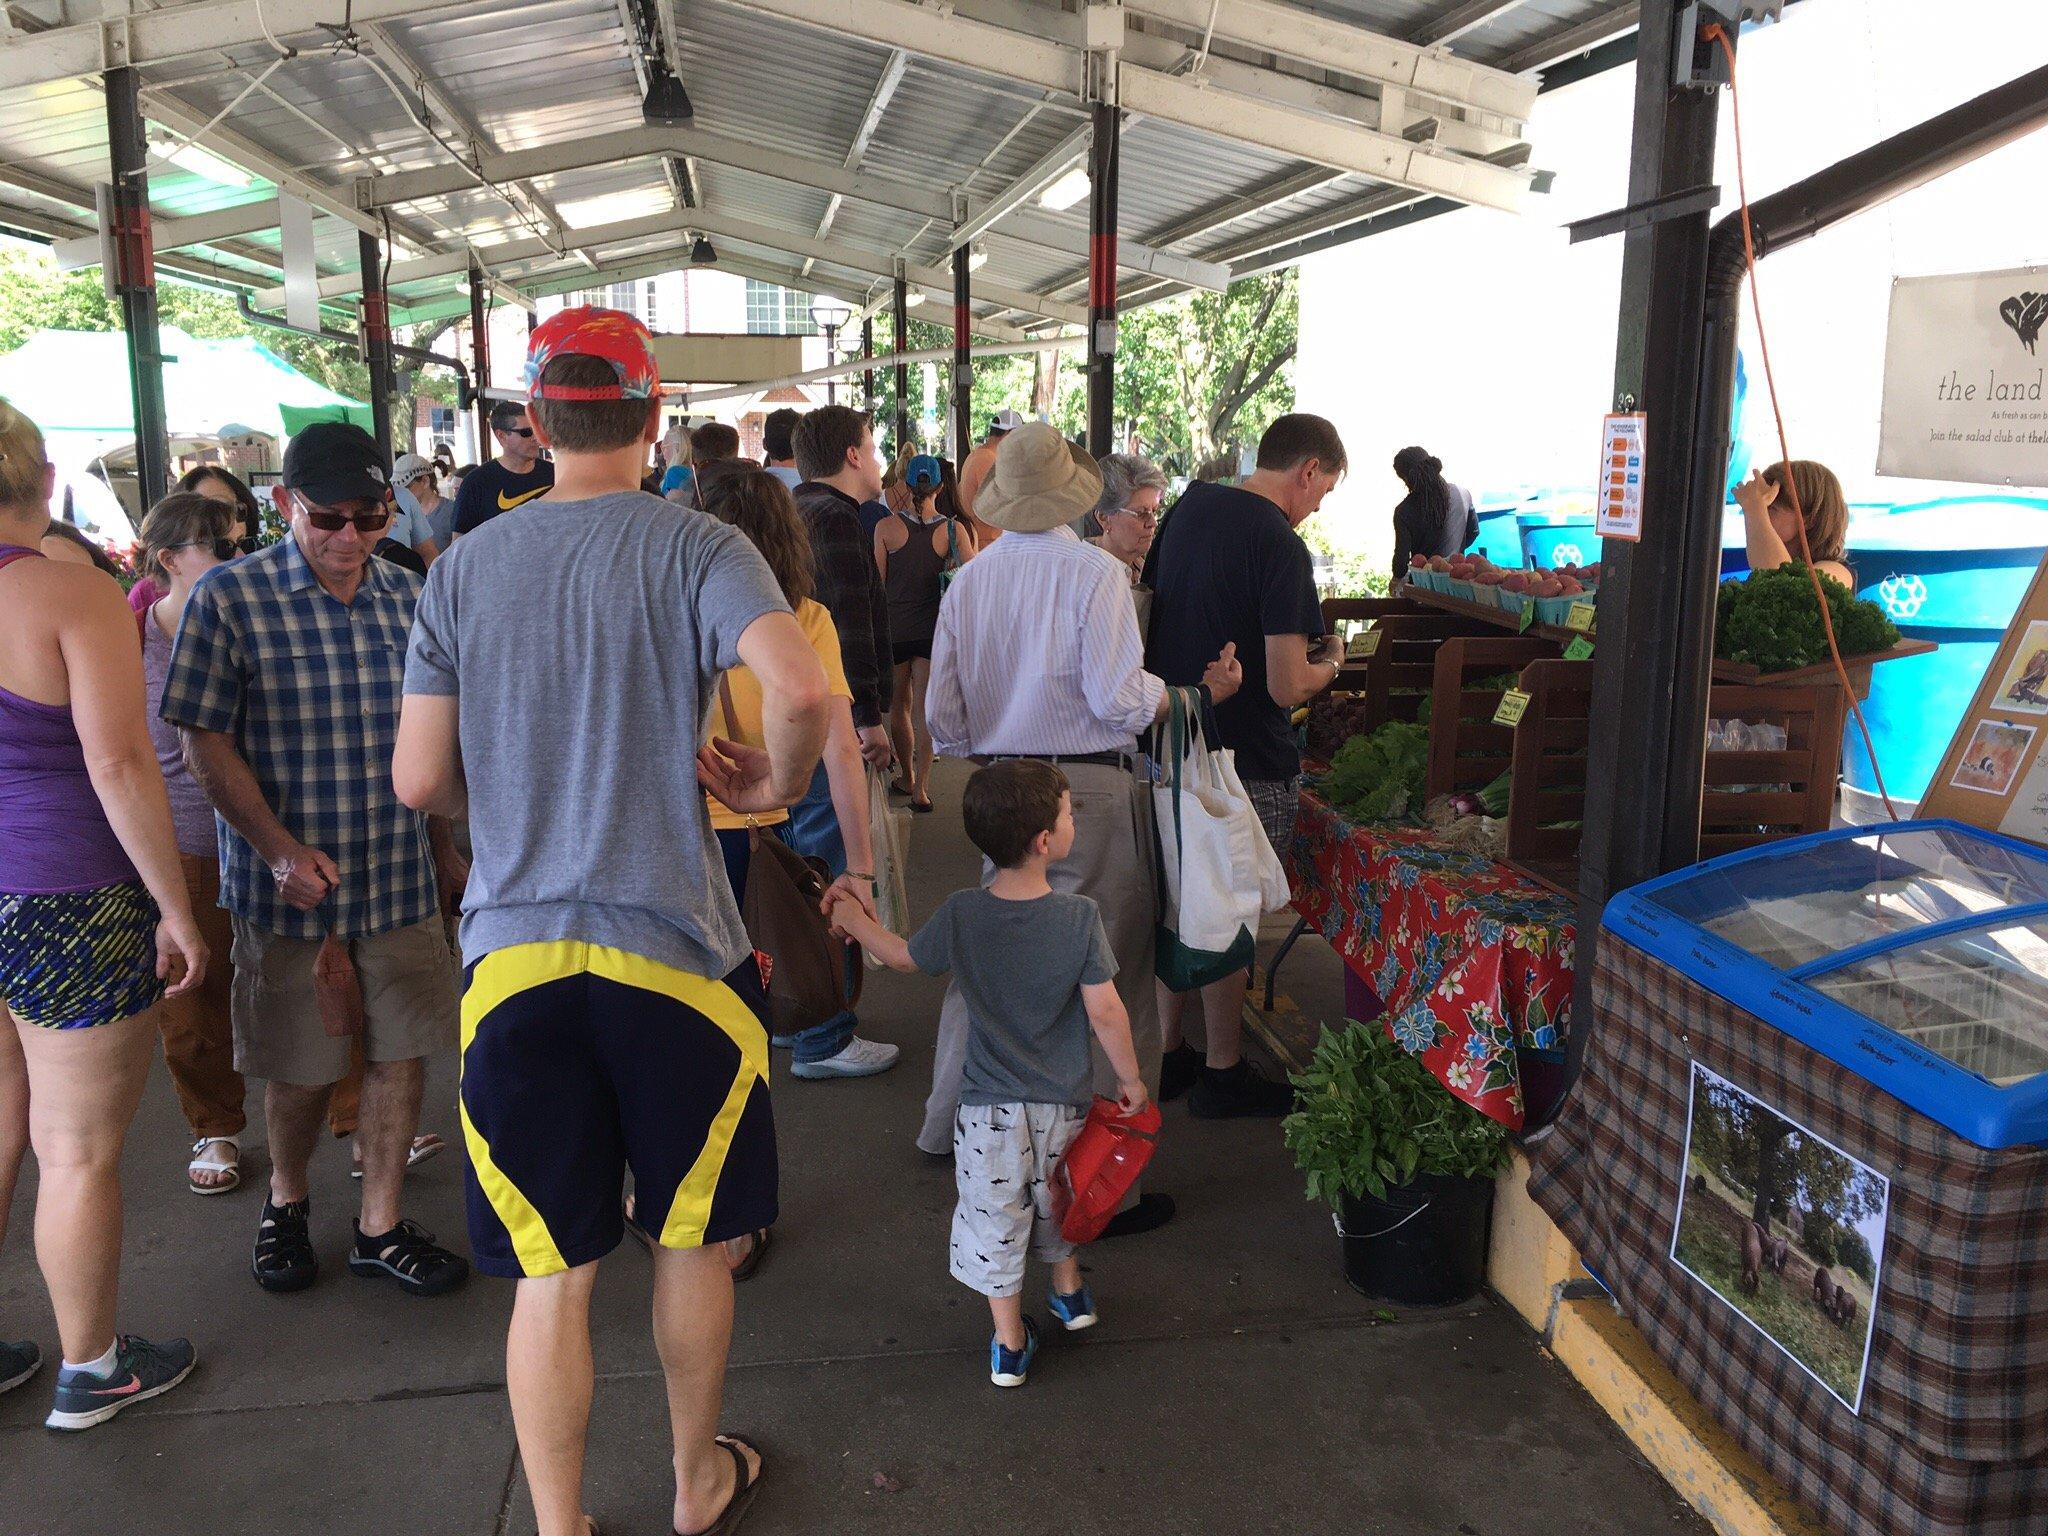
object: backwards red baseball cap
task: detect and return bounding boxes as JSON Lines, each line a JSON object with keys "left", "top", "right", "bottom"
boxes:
{"left": 524, "top": 305, "right": 660, "bottom": 401}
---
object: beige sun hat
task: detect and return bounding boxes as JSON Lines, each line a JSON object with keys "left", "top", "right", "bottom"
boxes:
{"left": 973, "top": 420, "right": 1103, "bottom": 535}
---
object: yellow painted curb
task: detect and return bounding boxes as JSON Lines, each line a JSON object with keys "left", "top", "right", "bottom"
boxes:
{"left": 1491, "top": 1151, "right": 1829, "bottom": 1536}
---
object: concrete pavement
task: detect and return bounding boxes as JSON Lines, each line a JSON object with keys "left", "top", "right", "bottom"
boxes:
{"left": 2, "top": 757, "right": 1706, "bottom": 1535}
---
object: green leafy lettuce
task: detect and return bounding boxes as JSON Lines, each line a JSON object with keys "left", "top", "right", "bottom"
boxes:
{"left": 1323, "top": 720, "right": 1431, "bottom": 823}
{"left": 1715, "top": 563, "right": 1900, "bottom": 673}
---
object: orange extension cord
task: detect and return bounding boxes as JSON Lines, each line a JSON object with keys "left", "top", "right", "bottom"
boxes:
{"left": 1707, "top": 22, "right": 1900, "bottom": 820}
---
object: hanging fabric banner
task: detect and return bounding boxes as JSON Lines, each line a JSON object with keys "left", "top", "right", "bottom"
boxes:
{"left": 1879, "top": 266, "right": 2048, "bottom": 485}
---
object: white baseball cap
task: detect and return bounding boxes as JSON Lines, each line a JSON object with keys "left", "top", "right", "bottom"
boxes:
{"left": 990, "top": 408, "right": 1026, "bottom": 432}
{"left": 392, "top": 452, "right": 434, "bottom": 486}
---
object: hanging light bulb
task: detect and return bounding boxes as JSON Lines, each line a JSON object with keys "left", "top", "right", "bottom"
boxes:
{"left": 690, "top": 235, "right": 717, "bottom": 265}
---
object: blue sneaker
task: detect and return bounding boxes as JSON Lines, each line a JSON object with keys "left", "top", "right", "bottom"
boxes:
{"left": 1048, "top": 1285, "right": 1098, "bottom": 1332}
{"left": 45, "top": 1335, "right": 196, "bottom": 1431}
{"left": 989, "top": 1318, "right": 1039, "bottom": 1388}
{"left": 0, "top": 1339, "right": 41, "bottom": 1397}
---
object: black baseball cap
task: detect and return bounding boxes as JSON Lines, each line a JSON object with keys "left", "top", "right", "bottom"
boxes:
{"left": 282, "top": 421, "right": 392, "bottom": 507}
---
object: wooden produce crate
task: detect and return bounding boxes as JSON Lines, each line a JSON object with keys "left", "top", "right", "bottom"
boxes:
{"left": 1505, "top": 661, "right": 1850, "bottom": 888}
{"left": 1426, "top": 635, "right": 1560, "bottom": 801}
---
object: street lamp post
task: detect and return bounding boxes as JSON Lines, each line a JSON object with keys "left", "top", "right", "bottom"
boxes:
{"left": 810, "top": 300, "right": 853, "bottom": 406}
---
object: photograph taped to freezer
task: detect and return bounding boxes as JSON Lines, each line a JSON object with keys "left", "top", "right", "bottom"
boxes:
{"left": 1672, "top": 1064, "right": 1888, "bottom": 1413}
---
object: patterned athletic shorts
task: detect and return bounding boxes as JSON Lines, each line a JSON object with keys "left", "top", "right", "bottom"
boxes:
{"left": 950, "top": 1101, "right": 1087, "bottom": 1298}
{"left": 459, "top": 940, "right": 778, "bottom": 1279}
{"left": 0, "top": 881, "right": 162, "bottom": 1030}
{"left": 1244, "top": 775, "right": 1304, "bottom": 855}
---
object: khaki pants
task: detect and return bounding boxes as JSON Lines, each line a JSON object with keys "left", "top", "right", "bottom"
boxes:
{"left": 156, "top": 855, "right": 246, "bottom": 1140}
{"left": 918, "top": 761, "right": 1160, "bottom": 1201}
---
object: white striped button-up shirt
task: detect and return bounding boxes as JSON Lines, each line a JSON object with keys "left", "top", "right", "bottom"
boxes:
{"left": 927, "top": 525, "right": 1165, "bottom": 757}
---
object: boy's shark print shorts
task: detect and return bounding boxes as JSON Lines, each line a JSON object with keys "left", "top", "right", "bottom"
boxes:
{"left": 949, "top": 1101, "right": 1087, "bottom": 1298}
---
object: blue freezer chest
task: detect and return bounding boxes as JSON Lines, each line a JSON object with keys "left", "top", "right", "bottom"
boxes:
{"left": 1604, "top": 821, "right": 2048, "bottom": 1149}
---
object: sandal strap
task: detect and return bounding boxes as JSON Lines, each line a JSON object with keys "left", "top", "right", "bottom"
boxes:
{"left": 360, "top": 1219, "right": 462, "bottom": 1280}
{"left": 255, "top": 1199, "right": 313, "bottom": 1269}
{"left": 192, "top": 1135, "right": 240, "bottom": 1154}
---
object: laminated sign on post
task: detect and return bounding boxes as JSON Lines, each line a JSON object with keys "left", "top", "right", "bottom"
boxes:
{"left": 1880, "top": 265, "right": 2048, "bottom": 484}
{"left": 1921, "top": 548, "right": 2048, "bottom": 845}
{"left": 1595, "top": 412, "right": 1645, "bottom": 540}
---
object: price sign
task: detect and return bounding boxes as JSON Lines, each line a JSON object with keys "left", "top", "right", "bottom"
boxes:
{"left": 1565, "top": 600, "right": 1598, "bottom": 634}
{"left": 1493, "top": 688, "right": 1532, "bottom": 727}
{"left": 1564, "top": 635, "right": 1595, "bottom": 662}
{"left": 1350, "top": 628, "right": 1382, "bottom": 657}
{"left": 1596, "top": 412, "right": 1644, "bottom": 541}
{"left": 1515, "top": 601, "right": 1535, "bottom": 633}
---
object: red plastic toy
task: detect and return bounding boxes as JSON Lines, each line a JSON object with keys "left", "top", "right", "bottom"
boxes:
{"left": 1057, "top": 1097, "right": 1163, "bottom": 1243}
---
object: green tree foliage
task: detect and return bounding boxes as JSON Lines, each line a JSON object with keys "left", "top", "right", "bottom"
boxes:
{"left": 1053, "top": 269, "right": 1297, "bottom": 478}
{"left": 864, "top": 269, "right": 1296, "bottom": 475}
{"left": 1696, "top": 1077, "right": 1884, "bottom": 1240}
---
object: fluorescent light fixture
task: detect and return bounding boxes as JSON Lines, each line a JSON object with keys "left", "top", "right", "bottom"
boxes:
{"left": 967, "top": 243, "right": 989, "bottom": 272}
{"left": 904, "top": 290, "right": 925, "bottom": 309}
{"left": 145, "top": 132, "right": 254, "bottom": 189}
{"left": 1038, "top": 165, "right": 1089, "bottom": 211}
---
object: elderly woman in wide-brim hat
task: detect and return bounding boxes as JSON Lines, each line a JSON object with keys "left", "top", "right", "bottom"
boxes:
{"left": 918, "top": 423, "right": 1242, "bottom": 1237}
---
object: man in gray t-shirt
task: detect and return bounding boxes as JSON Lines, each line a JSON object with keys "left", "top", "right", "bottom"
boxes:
{"left": 393, "top": 307, "right": 829, "bottom": 1534}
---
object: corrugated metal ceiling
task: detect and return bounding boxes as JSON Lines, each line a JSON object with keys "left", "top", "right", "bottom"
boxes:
{"left": 0, "top": 0, "right": 1640, "bottom": 325}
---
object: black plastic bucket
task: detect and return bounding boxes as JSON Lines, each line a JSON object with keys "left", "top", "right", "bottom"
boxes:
{"left": 1338, "top": 1172, "right": 1494, "bottom": 1305}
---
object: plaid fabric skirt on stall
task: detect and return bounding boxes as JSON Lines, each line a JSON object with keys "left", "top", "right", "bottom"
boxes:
{"left": 1528, "top": 943, "right": 2048, "bottom": 1536}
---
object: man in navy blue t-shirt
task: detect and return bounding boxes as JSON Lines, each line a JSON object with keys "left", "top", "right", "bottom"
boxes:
{"left": 1142, "top": 413, "right": 1347, "bottom": 1117}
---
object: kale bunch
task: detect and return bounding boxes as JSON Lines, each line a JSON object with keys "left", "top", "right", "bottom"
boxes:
{"left": 1715, "top": 563, "right": 1900, "bottom": 673}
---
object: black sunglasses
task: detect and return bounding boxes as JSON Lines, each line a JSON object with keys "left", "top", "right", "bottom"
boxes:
{"left": 501, "top": 426, "right": 536, "bottom": 439}
{"left": 169, "top": 537, "right": 239, "bottom": 561}
{"left": 302, "top": 507, "right": 393, "bottom": 534}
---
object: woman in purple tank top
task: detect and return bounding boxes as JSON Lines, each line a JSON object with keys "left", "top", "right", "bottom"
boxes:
{"left": 0, "top": 400, "right": 208, "bottom": 1428}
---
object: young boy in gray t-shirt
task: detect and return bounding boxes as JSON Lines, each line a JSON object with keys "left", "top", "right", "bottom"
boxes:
{"left": 827, "top": 760, "right": 1148, "bottom": 1388}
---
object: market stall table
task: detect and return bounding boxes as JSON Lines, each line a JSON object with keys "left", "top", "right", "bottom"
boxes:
{"left": 1285, "top": 785, "right": 1575, "bottom": 1129}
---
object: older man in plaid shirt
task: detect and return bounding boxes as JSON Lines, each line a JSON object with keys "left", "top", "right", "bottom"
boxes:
{"left": 164, "top": 422, "right": 469, "bottom": 1300}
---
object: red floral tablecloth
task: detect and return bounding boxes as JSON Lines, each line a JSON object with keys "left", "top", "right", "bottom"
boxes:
{"left": 1285, "top": 787, "right": 1576, "bottom": 1129}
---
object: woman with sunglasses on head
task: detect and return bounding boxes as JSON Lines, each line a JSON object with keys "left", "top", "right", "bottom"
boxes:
{"left": 137, "top": 494, "right": 248, "bottom": 1196}
{"left": 0, "top": 400, "right": 207, "bottom": 1427}
{"left": 125, "top": 464, "right": 262, "bottom": 617}
{"left": 1734, "top": 459, "right": 1854, "bottom": 590}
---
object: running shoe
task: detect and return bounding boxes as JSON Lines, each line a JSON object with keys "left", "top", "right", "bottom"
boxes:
{"left": 0, "top": 1339, "right": 41, "bottom": 1397}
{"left": 790, "top": 1036, "right": 901, "bottom": 1080}
{"left": 1047, "top": 1285, "right": 1098, "bottom": 1332}
{"left": 989, "top": 1319, "right": 1040, "bottom": 1388}
{"left": 44, "top": 1335, "right": 196, "bottom": 1431}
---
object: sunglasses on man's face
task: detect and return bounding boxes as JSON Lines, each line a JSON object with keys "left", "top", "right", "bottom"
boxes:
{"left": 501, "top": 426, "right": 535, "bottom": 439}
{"left": 299, "top": 504, "right": 393, "bottom": 535}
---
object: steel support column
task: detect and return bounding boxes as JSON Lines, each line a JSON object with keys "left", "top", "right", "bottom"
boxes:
{"left": 862, "top": 317, "right": 876, "bottom": 413}
{"left": 358, "top": 228, "right": 397, "bottom": 457}
{"left": 892, "top": 272, "right": 911, "bottom": 453}
{"left": 951, "top": 244, "right": 972, "bottom": 461}
{"left": 1566, "top": 1, "right": 1724, "bottom": 1108}
{"left": 1086, "top": 100, "right": 1120, "bottom": 458}
{"left": 105, "top": 67, "right": 169, "bottom": 510}
{"left": 469, "top": 266, "right": 491, "bottom": 464}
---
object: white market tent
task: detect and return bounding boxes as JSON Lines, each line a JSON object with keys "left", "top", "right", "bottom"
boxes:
{"left": 0, "top": 326, "right": 368, "bottom": 455}
{"left": 0, "top": 0, "right": 1643, "bottom": 337}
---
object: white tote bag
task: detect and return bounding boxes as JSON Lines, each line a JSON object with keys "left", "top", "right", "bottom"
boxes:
{"left": 866, "top": 770, "right": 912, "bottom": 962}
{"left": 1153, "top": 688, "right": 1269, "bottom": 955}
